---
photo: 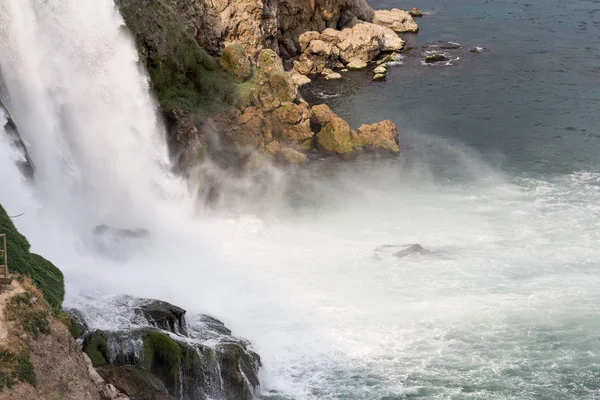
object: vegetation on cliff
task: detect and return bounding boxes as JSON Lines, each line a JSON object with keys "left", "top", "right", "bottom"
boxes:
{"left": 0, "top": 204, "right": 64, "bottom": 313}
{"left": 118, "top": 0, "right": 246, "bottom": 116}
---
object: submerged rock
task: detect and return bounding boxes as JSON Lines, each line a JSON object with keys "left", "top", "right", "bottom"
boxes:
{"left": 425, "top": 53, "right": 450, "bottom": 63}
{"left": 93, "top": 225, "right": 150, "bottom": 239}
{"left": 410, "top": 8, "right": 423, "bottom": 18}
{"left": 374, "top": 244, "right": 431, "bottom": 258}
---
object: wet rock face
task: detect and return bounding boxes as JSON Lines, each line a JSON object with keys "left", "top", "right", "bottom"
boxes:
{"left": 97, "top": 365, "right": 174, "bottom": 400}
{"left": 75, "top": 296, "right": 261, "bottom": 400}
{"left": 135, "top": 299, "right": 187, "bottom": 335}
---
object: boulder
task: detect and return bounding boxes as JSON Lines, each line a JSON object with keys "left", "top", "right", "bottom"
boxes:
{"left": 293, "top": 54, "right": 315, "bottom": 75}
{"left": 311, "top": 104, "right": 357, "bottom": 154}
{"left": 233, "top": 107, "right": 272, "bottom": 149}
{"left": 319, "top": 28, "right": 349, "bottom": 45}
{"left": 425, "top": 53, "right": 450, "bottom": 63}
{"left": 134, "top": 299, "right": 187, "bottom": 335}
{"left": 373, "top": 65, "right": 387, "bottom": 74}
{"left": 337, "top": 24, "right": 381, "bottom": 63}
{"left": 97, "top": 365, "right": 174, "bottom": 400}
{"left": 373, "top": 9, "right": 419, "bottom": 33}
{"left": 290, "top": 71, "right": 312, "bottom": 86}
{"left": 337, "top": 22, "right": 405, "bottom": 64}
{"left": 373, "top": 73, "right": 386, "bottom": 81}
{"left": 347, "top": 59, "right": 368, "bottom": 70}
{"left": 325, "top": 72, "right": 343, "bottom": 80}
{"left": 307, "top": 39, "right": 339, "bottom": 58}
{"left": 220, "top": 43, "right": 252, "bottom": 83}
{"left": 299, "top": 31, "right": 321, "bottom": 52}
{"left": 268, "top": 72, "right": 298, "bottom": 103}
{"left": 410, "top": 7, "right": 423, "bottom": 17}
{"left": 278, "top": 147, "right": 309, "bottom": 164}
{"left": 355, "top": 120, "right": 399, "bottom": 153}
{"left": 271, "top": 102, "right": 313, "bottom": 142}
{"left": 257, "top": 49, "right": 284, "bottom": 76}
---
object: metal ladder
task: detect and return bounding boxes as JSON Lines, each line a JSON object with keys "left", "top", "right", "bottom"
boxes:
{"left": 0, "top": 234, "right": 11, "bottom": 285}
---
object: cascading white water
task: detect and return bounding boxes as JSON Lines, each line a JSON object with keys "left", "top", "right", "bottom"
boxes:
{"left": 2, "top": 1, "right": 600, "bottom": 400}
{"left": 0, "top": 0, "right": 192, "bottom": 235}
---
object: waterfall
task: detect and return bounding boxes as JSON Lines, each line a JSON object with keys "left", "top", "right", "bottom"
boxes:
{"left": 0, "top": 0, "right": 190, "bottom": 236}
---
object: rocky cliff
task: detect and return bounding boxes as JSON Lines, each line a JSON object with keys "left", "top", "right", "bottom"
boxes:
{"left": 116, "top": 0, "right": 412, "bottom": 176}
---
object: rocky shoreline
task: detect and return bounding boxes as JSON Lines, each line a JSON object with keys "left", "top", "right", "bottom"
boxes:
{"left": 116, "top": 0, "right": 426, "bottom": 174}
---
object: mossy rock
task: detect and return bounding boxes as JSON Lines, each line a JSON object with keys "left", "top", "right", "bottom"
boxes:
{"left": 96, "top": 365, "right": 175, "bottom": 400}
{"left": 143, "top": 330, "right": 181, "bottom": 391}
{"left": 425, "top": 53, "right": 449, "bottom": 63}
{"left": 268, "top": 72, "right": 297, "bottom": 103}
{"left": 135, "top": 300, "right": 186, "bottom": 335}
{"left": 83, "top": 330, "right": 109, "bottom": 367}
{"left": 257, "top": 49, "right": 284, "bottom": 76}
{"left": 220, "top": 44, "right": 252, "bottom": 83}
{"left": 0, "top": 204, "right": 64, "bottom": 313}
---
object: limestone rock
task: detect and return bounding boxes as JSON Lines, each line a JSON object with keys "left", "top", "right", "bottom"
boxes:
{"left": 347, "top": 59, "right": 368, "bottom": 70}
{"left": 257, "top": 49, "right": 284, "bottom": 76}
{"left": 220, "top": 43, "right": 252, "bottom": 83}
{"left": 268, "top": 72, "right": 298, "bottom": 103}
{"left": 233, "top": 107, "right": 272, "bottom": 149}
{"left": 320, "top": 28, "right": 349, "bottom": 45}
{"left": 325, "top": 72, "right": 342, "bottom": 80}
{"left": 337, "top": 22, "right": 405, "bottom": 64}
{"left": 307, "top": 39, "right": 339, "bottom": 58}
{"left": 293, "top": 54, "right": 315, "bottom": 75}
{"left": 299, "top": 31, "right": 321, "bottom": 52}
{"left": 278, "top": 147, "right": 310, "bottom": 164}
{"left": 312, "top": 104, "right": 357, "bottom": 154}
{"left": 373, "top": 8, "right": 419, "bottom": 33}
{"left": 373, "top": 73, "right": 386, "bottom": 81}
{"left": 271, "top": 102, "right": 313, "bottom": 142}
{"left": 355, "top": 120, "right": 399, "bottom": 153}
{"left": 373, "top": 65, "right": 387, "bottom": 74}
{"left": 290, "top": 71, "right": 312, "bottom": 86}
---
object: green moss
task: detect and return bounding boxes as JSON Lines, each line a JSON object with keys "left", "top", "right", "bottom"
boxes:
{"left": 16, "top": 352, "right": 35, "bottom": 386}
{"left": 0, "top": 350, "right": 35, "bottom": 391}
{"left": 83, "top": 331, "right": 109, "bottom": 367}
{"left": 268, "top": 72, "right": 295, "bottom": 102}
{"left": 425, "top": 54, "right": 449, "bottom": 63}
{"left": 220, "top": 44, "right": 252, "bottom": 83}
{"left": 58, "top": 313, "right": 84, "bottom": 339}
{"left": 7, "top": 292, "right": 50, "bottom": 339}
{"left": 317, "top": 125, "right": 356, "bottom": 154}
{"left": 0, "top": 204, "right": 64, "bottom": 313}
{"left": 143, "top": 331, "right": 181, "bottom": 379}
{"left": 119, "top": 1, "right": 243, "bottom": 117}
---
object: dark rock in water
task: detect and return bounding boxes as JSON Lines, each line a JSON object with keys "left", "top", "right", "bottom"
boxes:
{"left": 425, "top": 54, "right": 450, "bottom": 63}
{"left": 93, "top": 224, "right": 150, "bottom": 239}
{"left": 374, "top": 244, "right": 431, "bottom": 258}
{"left": 393, "top": 244, "right": 430, "bottom": 258}
{"left": 135, "top": 299, "right": 187, "bottom": 335}
{"left": 76, "top": 296, "right": 261, "bottom": 400}
{"left": 470, "top": 47, "right": 486, "bottom": 53}
{"left": 0, "top": 100, "right": 35, "bottom": 179}
{"left": 97, "top": 365, "right": 174, "bottom": 400}
{"left": 410, "top": 7, "right": 423, "bottom": 18}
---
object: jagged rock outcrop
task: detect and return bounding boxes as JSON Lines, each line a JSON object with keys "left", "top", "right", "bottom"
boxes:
{"left": 116, "top": 0, "right": 405, "bottom": 168}
{"left": 75, "top": 296, "right": 261, "bottom": 400}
